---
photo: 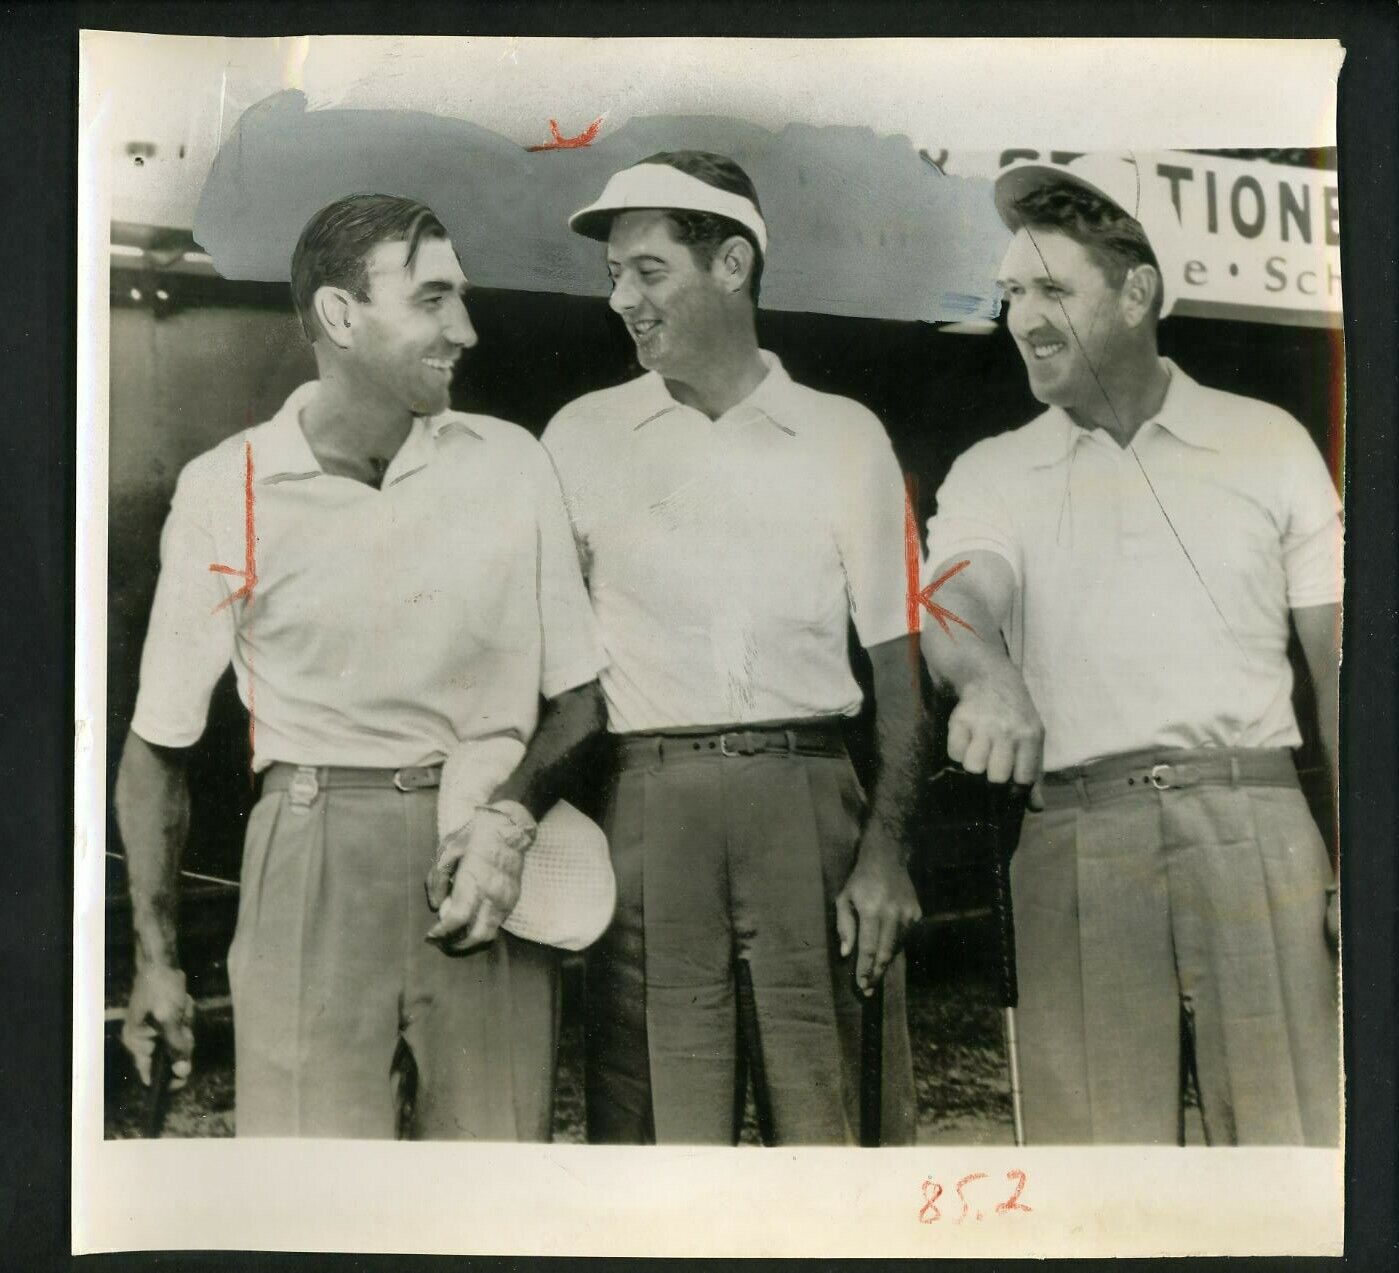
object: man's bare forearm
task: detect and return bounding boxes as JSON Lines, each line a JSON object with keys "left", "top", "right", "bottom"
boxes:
{"left": 862, "top": 637, "right": 931, "bottom": 863}
{"left": 114, "top": 730, "right": 192, "bottom": 970}
{"left": 490, "top": 679, "right": 608, "bottom": 821}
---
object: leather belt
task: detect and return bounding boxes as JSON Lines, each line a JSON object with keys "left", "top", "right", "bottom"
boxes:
{"left": 615, "top": 722, "right": 848, "bottom": 767}
{"left": 263, "top": 762, "right": 442, "bottom": 804}
{"left": 1038, "top": 746, "right": 1298, "bottom": 810}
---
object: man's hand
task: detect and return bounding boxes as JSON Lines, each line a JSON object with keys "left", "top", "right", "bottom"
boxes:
{"left": 425, "top": 803, "right": 535, "bottom": 953}
{"left": 1325, "top": 885, "right": 1339, "bottom": 951}
{"left": 947, "top": 664, "right": 1045, "bottom": 788}
{"left": 122, "top": 963, "right": 195, "bottom": 1090}
{"left": 836, "top": 834, "right": 923, "bottom": 997}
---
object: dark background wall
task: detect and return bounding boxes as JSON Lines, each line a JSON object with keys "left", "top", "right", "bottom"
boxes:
{"left": 106, "top": 268, "right": 1344, "bottom": 969}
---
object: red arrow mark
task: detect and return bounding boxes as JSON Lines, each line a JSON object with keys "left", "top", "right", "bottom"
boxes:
{"left": 905, "top": 477, "right": 976, "bottom": 639}
{"left": 208, "top": 440, "right": 257, "bottom": 613}
{"left": 525, "top": 116, "right": 603, "bottom": 152}
{"left": 208, "top": 437, "right": 257, "bottom": 768}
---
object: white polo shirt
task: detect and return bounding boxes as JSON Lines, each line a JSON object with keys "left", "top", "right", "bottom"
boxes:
{"left": 131, "top": 382, "right": 607, "bottom": 771}
{"left": 924, "top": 359, "right": 1343, "bottom": 772}
{"left": 542, "top": 352, "right": 909, "bottom": 733}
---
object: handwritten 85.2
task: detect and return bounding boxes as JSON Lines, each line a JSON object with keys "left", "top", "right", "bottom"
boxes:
{"left": 919, "top": 1170, "right": 1032, "bottom": 1224}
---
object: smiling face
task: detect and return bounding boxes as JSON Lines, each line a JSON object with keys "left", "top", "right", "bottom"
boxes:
{"left": 347, "top": 234, "right": 477, "bottom": 416}
{"left": 605, "top": 210, "right": 734, "bottom": 380}
{"left": 997, "top": 226, "right": 1131, "bottom": 414}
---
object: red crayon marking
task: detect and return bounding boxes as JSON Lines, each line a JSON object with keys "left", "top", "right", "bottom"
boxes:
{"left": 918, "top": 1178, "right": 943, "bottom": 1224}
{"left": 525, "top": 117, "right": 603, "bottom": 152}
{"left": 954, "top": 1172, "right": 989, "bottom": 1223}
{"left": 904, "top": 476, "right": 976, "bottom": 640}
{"left": 917, "top": 1169, "right": 1032, "bottom": 1224}
{"left": 208, "top": 437, "right": 257, "bottom": 766}
{"left": 208, "top": 440, "right": 258, "bottom": 612}
{"left": 903, "top": 476, "right": 923, "bottom": 635}
{"left": 995, "top": 1169, "right": 1032, "bottom": 1214}
{"left": 916, "top": 559, "right": 977, "bottom": 639}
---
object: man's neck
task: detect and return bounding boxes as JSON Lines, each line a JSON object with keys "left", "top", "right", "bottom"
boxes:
{"left": 1067, "top": 349, "right": 1172, "bottom": 449}
{"left": 300, "top": 365, "right": 415, "bottom": 484}
{"left": 663, "top": 333, "right": 768, "bottom": 421}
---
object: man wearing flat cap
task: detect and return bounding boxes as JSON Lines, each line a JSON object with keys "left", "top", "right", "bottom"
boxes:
{"left": 920, "top": 153, "right": 1341, "bottom": 1144}
{"left": 543, "top": 151, "right": 923, "bottom": 1145}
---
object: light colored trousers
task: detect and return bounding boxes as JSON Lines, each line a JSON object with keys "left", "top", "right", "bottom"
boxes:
{"left": 585, "top": 746, "right": 917, "bottom": 1145}
{"left": 1013, "top": 765, "right": 1340, "bottom": 1145}
{"left": 228, "top": 771, "right": 559, "bottom": 1139}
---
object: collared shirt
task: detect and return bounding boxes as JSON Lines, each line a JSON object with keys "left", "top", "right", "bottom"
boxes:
{"left": 924, "top": 359, "right": 1343, "bottom": 772}
{"left": 132, "top": 382, "right": 607, "bottom": 770}
{"left": 541, "top": 352, "right": 909, "bottom": 733}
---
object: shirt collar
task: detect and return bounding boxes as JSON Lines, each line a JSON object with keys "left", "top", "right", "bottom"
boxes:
{"left": 253, "top": 382, "right": 482, "bottom": 485}
{"left": 632, "top": 350, "right": 801, "bottom": 435}
{"left": 1024, "top": 358, "right": 1219, "bottom": 469}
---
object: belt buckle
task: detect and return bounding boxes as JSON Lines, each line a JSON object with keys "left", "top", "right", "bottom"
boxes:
{"left": 394, "top": 767, "right": 431, "bottom": 792}
{"left": 1148, "top": 763, "right": 1173, "bottom": 791}
{"left": 719, "top": 732, "right": 754, "bottom": 757}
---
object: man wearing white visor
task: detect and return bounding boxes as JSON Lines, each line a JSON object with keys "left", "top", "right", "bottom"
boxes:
{"left": 920, "top": 153, "right": 1341, "bottom": 1144}
{"left": 543, "top": 151, "right": 922, "bottom": 1145}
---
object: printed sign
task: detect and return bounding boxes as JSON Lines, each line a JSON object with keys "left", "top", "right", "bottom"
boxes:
{"left": 940, "top": 150, "right": 1342, "bottom": 328}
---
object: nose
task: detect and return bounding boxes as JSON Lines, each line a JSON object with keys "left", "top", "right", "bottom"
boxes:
{"left": 443, "top": 295, "right": 478, "bottom": 349}
{"left": 608, "top": 272, "right": 639, "bottom": 315}
{"left": 1006, "top": 291, "right": 1044, "bottom": 342}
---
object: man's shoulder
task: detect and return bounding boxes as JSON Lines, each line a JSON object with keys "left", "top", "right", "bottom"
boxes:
{"left": 1181, "top": 374, "right": 1311, "bottom": 449}
{"left": 546, "top": 373, "right": 661, "bottom": 435}
{"left": 776, "top": 379, "right": 896, "bottom": 471}
{"left": 172, "top": 425, "right": 265, "bottom": 506}
{"left": 950, "top": 408, "right": 1064, "bottom": 475}
{"left": 435, "top": 409, "right": 537, "bottom": 451}
{"left": 433, "top": 411, "right": 560, "bottom": 487}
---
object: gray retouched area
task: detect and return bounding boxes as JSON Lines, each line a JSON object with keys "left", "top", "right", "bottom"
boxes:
{"left": 193, "top": 90, "right": 1006, "bottom": 324}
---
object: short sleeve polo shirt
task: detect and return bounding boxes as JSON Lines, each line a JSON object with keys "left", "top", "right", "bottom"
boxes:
{"left": 131, "top": 382, "right": 607, "bottom": 770}
{"left": 923, "top": 359, "right": 1343, "bottom": 771}
{"left": 543, "top": 352, "right": 910, "bottom": 732}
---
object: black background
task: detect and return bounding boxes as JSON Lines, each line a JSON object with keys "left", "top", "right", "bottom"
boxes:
{"left": 3, "top": 2, "right": 1395, "bottom": 1269}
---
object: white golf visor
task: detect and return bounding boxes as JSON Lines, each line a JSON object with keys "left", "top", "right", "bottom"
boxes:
{"left": 993, "top": 152, "right": 1183, "bottom": 319}
{"left": 568, "top": 162, "right": 769, "bottom": 254}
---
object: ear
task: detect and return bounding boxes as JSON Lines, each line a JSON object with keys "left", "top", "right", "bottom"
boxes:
{"left": 312, "top": 285, "right": 357, "bottom": 350}
{"left": 713, "top": 235, "right": 756, "bottom": 297}
{"left": 1120, "top": 263, "right": 1161, "bottom": 329}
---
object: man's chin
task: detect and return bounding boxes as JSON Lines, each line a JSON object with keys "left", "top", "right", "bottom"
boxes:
{"left": 1023, "top": 365, "right": 1075, "bottom": 408}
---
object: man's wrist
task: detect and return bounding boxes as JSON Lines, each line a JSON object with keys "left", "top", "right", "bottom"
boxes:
{"left": 857, "top": 822, "right": 910, "bottom": 869}
{"left": 478, "top": 799, "right": 538, "bottom": 850}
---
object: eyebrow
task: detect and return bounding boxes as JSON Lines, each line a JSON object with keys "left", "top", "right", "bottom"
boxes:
{"left": 995, "top": 273, "right": 1064, "bottom": 289}
{"left": 606, "top": 252, "right": 669, "bottom": 269}
{"left": 412, "top": 277, "right": 470, "bottom": 298}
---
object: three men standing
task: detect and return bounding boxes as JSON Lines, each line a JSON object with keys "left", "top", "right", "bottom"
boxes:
{"left": 544, "top": 152, "right": 923, "bottom": 1144}
{"left": 119, "top": 152, "right": 1342, "bottom": 1150}
{"left": 920, "top": 155, "right": 1341, "bottom": 1145}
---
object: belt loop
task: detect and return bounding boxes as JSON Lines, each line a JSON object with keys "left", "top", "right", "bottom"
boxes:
{"left": 1074, "top": 774, "right": 1089, "bottom": 806}
{"left": 1230, "top": 755, "right": 1241, "bottom": 787}
{"left": 288, "top": 765, "right": 320, "bottom": 811}
{"left": 784, "top": 728, "right": 796, "bottom": 755}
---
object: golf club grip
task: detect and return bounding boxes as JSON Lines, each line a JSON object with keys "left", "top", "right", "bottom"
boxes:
{"left": 859, "top": 984, "right": 884, "bottom": 1147}
{"left": 984, "top": 782, "right": 1022, "bottom": 1010}
{"left": 142, "top": 1036, "right": 173, "bottom": 1139}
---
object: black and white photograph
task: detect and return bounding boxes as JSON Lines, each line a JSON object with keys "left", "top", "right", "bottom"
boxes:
{"left": 74, "top": 31, "right": 1348, "bottom": 1257}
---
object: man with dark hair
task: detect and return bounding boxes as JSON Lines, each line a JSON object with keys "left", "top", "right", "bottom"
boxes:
{"left": 544, "top": 152, "right": 923, "bottom": 1145}
{"left": 920, "top": 154, "right": 1341, "bottom": 1145}
{"left": 117, "top": 193, "right": 608, "bottom": 1138}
